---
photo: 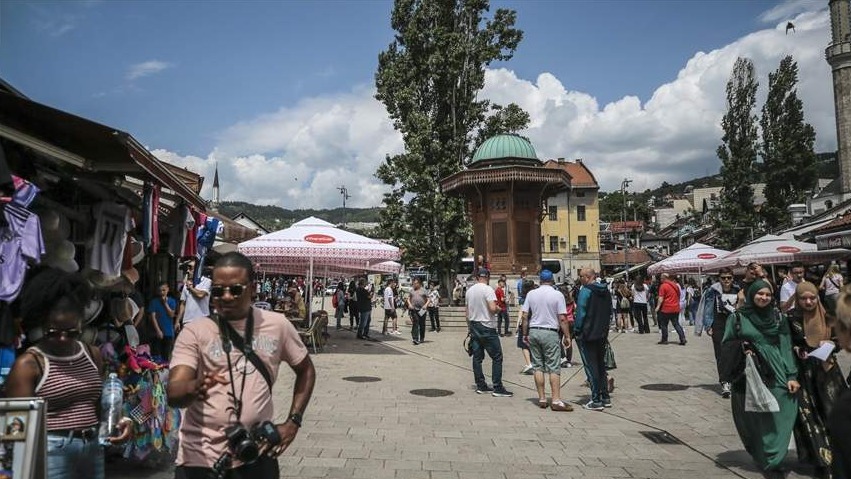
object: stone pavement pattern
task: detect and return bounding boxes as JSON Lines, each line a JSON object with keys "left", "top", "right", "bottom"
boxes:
{"left": 109, "top": 307, "right": 850, "bottom": 479}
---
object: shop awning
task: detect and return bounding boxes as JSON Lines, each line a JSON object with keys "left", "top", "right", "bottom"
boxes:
{"left": 0, "top": 90, "right": 207, "bottom": 211}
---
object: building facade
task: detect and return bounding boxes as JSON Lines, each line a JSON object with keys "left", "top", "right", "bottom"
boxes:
{"left": 541, "top": 159, "right": 601, "bottom": 278}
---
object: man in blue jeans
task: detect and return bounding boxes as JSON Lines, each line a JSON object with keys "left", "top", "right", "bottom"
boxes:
{"left": 466, "top": 268, "right": 513, "bottom": 397}
{"left": 575, "top": 268, "right": 612, "bottom": 411}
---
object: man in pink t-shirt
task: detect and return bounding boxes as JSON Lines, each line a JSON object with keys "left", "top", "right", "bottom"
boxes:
{"left": 167, "top": 252, "right": 316, "bottom": 479}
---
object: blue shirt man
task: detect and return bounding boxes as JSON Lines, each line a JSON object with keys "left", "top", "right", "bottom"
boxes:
{"left": 148, "top": 282, "right": 178, "bottom": 360}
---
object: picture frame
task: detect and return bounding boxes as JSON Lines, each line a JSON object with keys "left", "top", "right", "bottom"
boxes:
{"left": 0, "top": 399, "right": 46, "bottom": 479}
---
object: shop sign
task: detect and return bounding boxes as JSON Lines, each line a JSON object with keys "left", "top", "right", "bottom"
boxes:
{"left": 776, "top": 246, "right": 801, "bottom": 253}
{"left": 816, "top": 231, "right": 851, "bottom": 250}
{"left": 304, "top": 234, "right": 336, "bottom": 244}
{"left": 697, "top": 253, "right": 717, "bottom": 259}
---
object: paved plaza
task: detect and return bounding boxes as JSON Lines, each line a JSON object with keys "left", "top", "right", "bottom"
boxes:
{"left": 111, "top": 306, "right": 850, "bottom": 479}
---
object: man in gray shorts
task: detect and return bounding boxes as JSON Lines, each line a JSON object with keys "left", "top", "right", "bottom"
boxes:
{"left": 520, "top": 269, "right": 572, "bottom": 411}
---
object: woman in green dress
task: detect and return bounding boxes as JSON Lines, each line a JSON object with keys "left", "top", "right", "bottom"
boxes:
{"left": 788, "top": 281, "right": 847, "bottom": 477}
{"left": 723, "top": 279, "right": 800, "bottom": 474}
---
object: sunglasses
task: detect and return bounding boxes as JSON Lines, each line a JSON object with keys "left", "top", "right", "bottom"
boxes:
{"left": 719, "top": 276, "right": 733, "bottom": 280}
{"left": 45, "top": 327, "right": 82, "bottom": 338}
{"left": 210, "top": 284, "right": 246, "bottom": 299}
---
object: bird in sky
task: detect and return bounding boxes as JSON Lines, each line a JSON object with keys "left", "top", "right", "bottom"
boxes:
{"left": 786, "top": 21, "right": 795, "bottom": 34}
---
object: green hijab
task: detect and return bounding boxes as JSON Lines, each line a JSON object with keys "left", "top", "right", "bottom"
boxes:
{"left": 738, "top": 278, "right": 781, "bottom": 338}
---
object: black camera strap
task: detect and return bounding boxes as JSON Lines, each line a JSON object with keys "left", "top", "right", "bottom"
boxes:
{"left": 221, "top": 310, "right": 273, "bottom": 392}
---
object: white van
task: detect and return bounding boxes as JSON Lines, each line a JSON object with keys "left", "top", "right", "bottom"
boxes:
{"left": 541, "top": 258, "right": 569, "bottom": 284}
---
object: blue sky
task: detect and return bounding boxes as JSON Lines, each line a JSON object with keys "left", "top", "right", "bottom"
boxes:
{"left": 0, "top": 0, "right": 837, "bottom": 208}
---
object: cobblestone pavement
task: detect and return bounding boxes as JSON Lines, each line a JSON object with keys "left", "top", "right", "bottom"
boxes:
{"left": 109, "top": 309, "right": 851, "bottom": 479}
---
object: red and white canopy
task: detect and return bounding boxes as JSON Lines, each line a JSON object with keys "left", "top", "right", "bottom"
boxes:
{"left": 703, "top": 234, "right": 850, "bottom": 272}
{"left": 238, "top": 216, "right": 401, "bottom": 275}
{"left": 647, "top": 243, "right": 730, "bottom": 275}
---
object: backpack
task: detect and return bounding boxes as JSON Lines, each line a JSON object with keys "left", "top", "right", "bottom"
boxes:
{"left": 332, "top": 292, "right": 339, "bottom": 308}
{"left": 583, "top": 285, "right": 613, "bottom": 341}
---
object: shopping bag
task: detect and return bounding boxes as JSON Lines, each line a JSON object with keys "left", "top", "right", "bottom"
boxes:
{"left": 604, "top": 340, "right": 617, "bottom": 370}
{"left": 744, "top": 354, "right": 779, "bottom": 413}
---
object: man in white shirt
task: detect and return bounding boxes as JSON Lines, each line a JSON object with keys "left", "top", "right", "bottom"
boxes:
{"left": 521, "top": 270, "right": 572, "bottom": 411}
{"left": 780, "top": 262, "right": 805, "bottom": 313}
{"left": 177, "top": 261, "right": 211, "bottom": 329}
{"left": 466, "top": 268, "right": 512, "bottom": 397}
{"left": 382, "top": 279, "right": 400, "bottom": 335}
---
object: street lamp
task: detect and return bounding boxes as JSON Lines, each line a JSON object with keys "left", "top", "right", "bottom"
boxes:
{"left": 621, "top": 178, "right": 632, "bottom": 281}
{"left": 337, "top": 186, "right": 351, "bottom": 228}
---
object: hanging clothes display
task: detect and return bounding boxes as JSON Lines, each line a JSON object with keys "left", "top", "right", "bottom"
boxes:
{"left": 88, "top": 202, "right": 134, "bottom": 277}
{"left": 0, "top": 203, "right": 45, "bottom": 302}
{"left": 184, "top": 210, "right": 202, "bottom": 258}
{"left": 141, "top": 184, "right": 161, "bottom": 254}
{"left": 167, "top": 205, "right": 195, "bottom": 257}
{"left": 194, "top": 215, "right": 221, "bottom": 283}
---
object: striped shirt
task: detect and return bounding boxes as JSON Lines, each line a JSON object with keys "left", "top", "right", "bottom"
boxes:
{"left": 31, "top": 342, "right": 102, "bottom": 431}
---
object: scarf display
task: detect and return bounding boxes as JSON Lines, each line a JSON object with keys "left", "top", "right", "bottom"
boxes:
{"left": 795, "top": 281, "right": 830, "bottom": 348}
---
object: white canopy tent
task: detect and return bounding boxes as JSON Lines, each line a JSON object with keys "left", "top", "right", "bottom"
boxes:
{"left": 702, "top": 234, "right": 851, "bottom": 272}
{"left": 647, "top": 243, "right": 730, "bottom": 275}
{"left": 238, "top": 217, "right": 401, "bottom": 320}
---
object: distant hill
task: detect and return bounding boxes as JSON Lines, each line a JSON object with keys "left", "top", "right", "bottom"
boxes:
{"left": 216, "top": 201, "right": 382, "bottom": 231}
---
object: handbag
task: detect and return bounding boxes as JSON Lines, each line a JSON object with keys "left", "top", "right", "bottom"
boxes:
{"left": 604, "top": 340, "right": 617, "bottom": 370}
{"left": 619, "top": 297, "right": 630, "bottom": 310}
{"left": 744, "top": 354, "right": 780, "bottom": 412}
{"left": 719, "top": 313, "right": 747, "bottom": 383}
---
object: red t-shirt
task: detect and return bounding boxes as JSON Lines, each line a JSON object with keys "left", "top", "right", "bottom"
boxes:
{"left": 495, "top": 287, "right": 507, "bottom": 311}
{"left": 658, "top": 280, "right": 681, "bottom": 314}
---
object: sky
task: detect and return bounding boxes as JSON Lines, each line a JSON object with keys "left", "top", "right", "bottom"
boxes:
{"left": 0, "top": 0, "right": 839, "bottom": 209}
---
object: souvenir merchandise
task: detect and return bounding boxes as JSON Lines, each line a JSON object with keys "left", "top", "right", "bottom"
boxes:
{"left": 142, "top": 184, "right": 161, "bottom": 254}
{"left": 88, "top": 201, "right": 134, "bottom": 277}
{"left": 0, "top": 202, "right": 45, "bottom": 302}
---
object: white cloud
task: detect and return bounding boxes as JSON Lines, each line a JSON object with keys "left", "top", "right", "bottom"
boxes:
{"left": 153, "top": 8, "right": 837, "bottom": 208}
{"left": 758, "top": 0, "right": 823, "bottom": 23}
{"left": 126, "top": 60, "right": 172, "bottom": 81}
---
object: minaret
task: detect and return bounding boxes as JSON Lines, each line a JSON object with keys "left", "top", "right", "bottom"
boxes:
{"left": 212, "top": 163, "right": 220, "bottom": 208}
{"left": 827, "top": 0, "right": 851, "bottom": 194}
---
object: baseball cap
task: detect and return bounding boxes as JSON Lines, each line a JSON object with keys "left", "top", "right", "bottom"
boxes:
{"left": 477, "top": 267, "right": 490, "bottom": 277}
{"left": 540, "top": 269, "right": 554, "bottom": 282}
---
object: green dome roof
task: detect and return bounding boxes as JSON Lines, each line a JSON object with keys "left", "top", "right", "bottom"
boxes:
{"left": 471, "top": 134, "right": 539, "bottom": 165}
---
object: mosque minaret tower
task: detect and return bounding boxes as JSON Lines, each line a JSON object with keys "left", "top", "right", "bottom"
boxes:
{"left": 827, "top": 0, "right": 851, "bottom": 195}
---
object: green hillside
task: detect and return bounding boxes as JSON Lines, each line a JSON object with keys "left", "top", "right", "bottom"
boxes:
{"left": 216, "top": 201, "right": 382, "bottom": 231}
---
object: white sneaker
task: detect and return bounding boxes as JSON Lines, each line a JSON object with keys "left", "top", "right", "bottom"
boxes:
{"left": 565, "top": 362, "right": 573, "bottom": 368}
{"left": 520, "top": 364, "right": 534, "bottom": 375}
{"left": 721, "top": 382, "right": 731, "bottom": 398}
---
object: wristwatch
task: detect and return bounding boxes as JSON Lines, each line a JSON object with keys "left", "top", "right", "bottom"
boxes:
{"left": 287, "top": 412, "right": 303, "bottom": 428}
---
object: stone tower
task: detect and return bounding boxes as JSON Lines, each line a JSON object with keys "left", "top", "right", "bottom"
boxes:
{"left": 827, "top": 0, "right": 851, "bottom": 193}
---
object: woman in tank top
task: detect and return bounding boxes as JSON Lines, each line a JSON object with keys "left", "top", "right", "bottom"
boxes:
{"left": 5, "top": 267, "right": 132, "bottom": 479}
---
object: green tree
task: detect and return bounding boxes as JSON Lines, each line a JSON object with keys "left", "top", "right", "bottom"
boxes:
{"left": 715, "top": 57, "right": 760, "bottom": 250}
{"left": 375, "top": 0, "right": 526, "bottom": 282}
{"left": 759, "top": 55, "right": 817, "bottom": 230}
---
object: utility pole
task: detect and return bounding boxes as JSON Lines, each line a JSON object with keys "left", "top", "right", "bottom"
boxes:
{"left": 337, "top": 186, "right": 351, "bottom": 228}
{"left": 621, "top": 178, "right": 633, "bottom": 281}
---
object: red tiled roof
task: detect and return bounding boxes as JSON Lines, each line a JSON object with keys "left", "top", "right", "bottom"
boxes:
{"left": 543, "top": 159, "right": 599, "bottom": 188}
{"left": 599, "top": 249, "right": 652, "bottom": 266}
{"left": 811, "top": 209, "right": 851, "bottom": 234}
{"left": 609, "top": 221, "right": 645, "bottom": 233}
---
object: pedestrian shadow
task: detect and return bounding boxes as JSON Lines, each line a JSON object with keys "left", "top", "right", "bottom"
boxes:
{"left": 715, "top": 450, "right": 816, "bottom": 477}
{"left": 318, "top": 331, "right": 406, "bottom": 355}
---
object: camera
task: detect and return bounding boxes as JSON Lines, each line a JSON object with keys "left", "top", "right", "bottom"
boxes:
{"left": 210, "top": 421, "right": 281, "bottom": 478}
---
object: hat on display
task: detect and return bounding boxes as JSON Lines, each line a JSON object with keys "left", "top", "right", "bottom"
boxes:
{"left": 81, "top": 269, "right": 125, "bottom": 290}
{"left": 83, "top": 298, "right": 104, "bottom": 325}
{"left": 540, "top": 269, "right": 554, "bottom": 283}
{"left": 121, "top": 267, "right": 140, "bottom": 285}
{"left": 129, "top": 237, "right": 145, "bottom": 265}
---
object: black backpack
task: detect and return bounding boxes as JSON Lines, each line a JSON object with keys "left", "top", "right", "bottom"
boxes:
{"left": 583, "top": 285, "right": 612, "bottom": 341}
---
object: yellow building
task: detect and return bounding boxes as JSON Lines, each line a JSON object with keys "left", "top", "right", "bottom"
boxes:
{"left": 540, "top": 159, "right": 601, "bottom": 278}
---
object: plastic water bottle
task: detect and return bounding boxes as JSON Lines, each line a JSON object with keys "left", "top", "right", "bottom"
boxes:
{"left": 98, "top": 373, "right": 124, "bottom": 445}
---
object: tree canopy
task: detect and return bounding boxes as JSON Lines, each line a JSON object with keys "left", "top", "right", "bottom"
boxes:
{"left": 375, "top": 0, "right": 527, "bottom": 278}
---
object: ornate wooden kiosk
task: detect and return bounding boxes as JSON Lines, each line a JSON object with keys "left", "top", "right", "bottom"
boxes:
{"left": 441, "top": 135, "right": 571, "bottom": 275}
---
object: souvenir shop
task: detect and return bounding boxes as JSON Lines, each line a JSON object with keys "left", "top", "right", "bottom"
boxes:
{"left": 0, "top": 85, "right": 253, "bottom": 467}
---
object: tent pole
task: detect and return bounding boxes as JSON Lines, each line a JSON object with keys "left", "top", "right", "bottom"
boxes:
{"left": 308, "top": 256, "right": 314, "bottom": 325}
